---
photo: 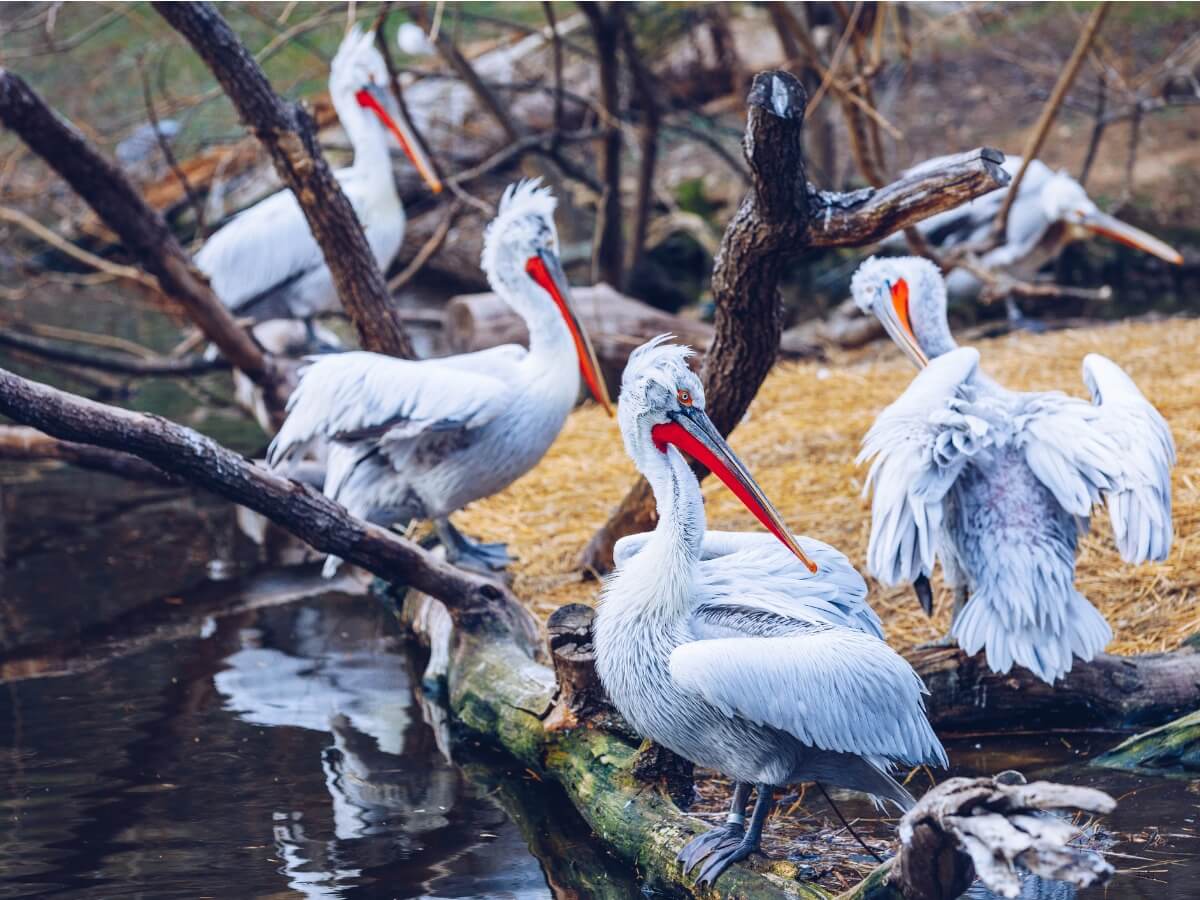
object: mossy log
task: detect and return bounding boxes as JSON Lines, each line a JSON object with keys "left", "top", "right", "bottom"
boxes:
{"left": 1092, "top": 708, "right": 1200, "bottom": 775}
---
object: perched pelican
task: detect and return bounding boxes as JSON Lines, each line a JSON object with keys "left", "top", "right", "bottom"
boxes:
{"left": 853, "top": 256, "right": 1175, "bottom": 683}
{"left": 594, "top": 336, "right": 946, "bottom": 885}
{"left": 267, "top": 180, "right": 612, "bottom": 574}
{"left": 196, "top": 26, "right": 441, "bottom": 324}
{"left": 889, "top": 156, "right": 1183, "bottom": 322}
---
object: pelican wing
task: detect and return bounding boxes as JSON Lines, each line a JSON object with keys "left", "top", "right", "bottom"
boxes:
{"left": 195, "top": 187, "right": 326, "bottom": 314}
{"left": 693, "top": 532, "right": 883, "bottom": 638}
{"left": 266, "top": 349, "right": 517, "bottom": 466}
{"left": 857, "top": 347, "right": 990, "bottom": 585}
{"left": 1017, "top": 355, "right": 1174, "bottom": 562}
{"left": 670, "top": 625, "right": 946, "bottom": 766}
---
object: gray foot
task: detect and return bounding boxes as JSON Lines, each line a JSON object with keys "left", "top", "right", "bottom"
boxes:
{"left": 678, "top": 822, "right": 744, "bottom": 874}
{"left": 694, "top": 833, "right": 761, "bottom": 885}
{"left": 436, "top": 519, "right": 514, "bottom": 572}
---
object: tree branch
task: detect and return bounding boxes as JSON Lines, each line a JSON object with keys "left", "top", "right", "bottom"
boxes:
{"left": 0, "top": 69, "right": 280, "bottom": 397}
{"left": 0, "top": 366, "right": 540, "bottom": 652}
{"left": 0, "top": 327, "right": 228, "bottom": 377}
{"left": 154, "top": 1, "right": 417, "bottom": 359}
{"left": 0, "top": 424, "right": 180, "bottom": 486}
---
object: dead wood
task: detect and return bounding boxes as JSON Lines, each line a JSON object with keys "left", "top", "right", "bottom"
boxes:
{"left": 580, "top": 2, "right": 626, "bottom": 289}
{"left": 155, "top": 1, "right": 417, "bottom": 360}
{"left": 0, "top": 366, "right": 540, "bottom": 654}
{"left": 0, "top": 328, "right": 227, "bottom": 377}
{"left": 0, "top": 68, "right": 284, "bottom": 406}
{"left": 578, "top": 71, "right": 1011, "bottom": 575}
{"left": 0, "top": 425, "right": 179, "bottom": 486}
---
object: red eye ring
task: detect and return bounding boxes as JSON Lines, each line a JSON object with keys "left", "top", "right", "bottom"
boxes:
{"left": 677, "top": 389, "right": 693, "bottom": 406}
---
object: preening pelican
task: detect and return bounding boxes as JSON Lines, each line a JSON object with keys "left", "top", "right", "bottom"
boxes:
{"left": 196, "top": 26, "right": 441, "bottom": 323}
{"left": 891, "top": 156, "right": 1183, "bottom": 321}
{"left": 853, "top": 256, "right": 1175, "bottom": 683}
{"left": 594, "top": 337, "right": 946, "bottom": 885}
{"left": 267, "top": 180, "right": 612, "bottom": 574}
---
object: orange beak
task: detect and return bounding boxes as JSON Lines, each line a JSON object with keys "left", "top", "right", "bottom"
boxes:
{"left": 881, "top": 278, "right": 929, "bottom": 369}
{"left": 526, "top": 250, "right": 613, "bottom": 415}
{"left": 650, "top": 409, "right": 818, "bottom": 573}
{"left": 356, "top": 86, "right": 443, "bottom": 194}
{"left": 1078, "top": 209, "right": 1183, "bottom": 265}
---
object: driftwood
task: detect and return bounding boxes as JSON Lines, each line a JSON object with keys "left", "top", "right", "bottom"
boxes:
{"left": 445, "top": 283, "right": 714, "bottom": 394}
{"left": 579, "top": 71, "right": 1011, "bottom": 574}
{"left": 155, "top": 1, "right": 417, "bottom": 360}
{"left": 0, "top": 69, "right": 285, "bottom": 408}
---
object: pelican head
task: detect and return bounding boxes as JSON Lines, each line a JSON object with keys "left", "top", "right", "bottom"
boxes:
{"left": 852, "top": 255, "right": 961, "bottom": 369}
{"left": 619, "top": 336, "right": 817, "bottom": 572}
{"left": 482, "top": 180, "right": 612, "bottom": 414}
{"left": 1041, "top": 172, "right": 1181, "bottom": 265}
{"left": 330, "top": 26, "right": 441, "bottom": 193}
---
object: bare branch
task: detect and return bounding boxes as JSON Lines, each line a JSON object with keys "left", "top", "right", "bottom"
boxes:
{"left": 580, "top": 2, "right": 626, "bottom": 289}
{"left": 0, "top": 327, "right": 227, "bottom": 377}
{"left": 154, "top": 1, "right": 417, "bottom": 360}
{"left": 0, "top": 425, "right": 180, "bottom": 486}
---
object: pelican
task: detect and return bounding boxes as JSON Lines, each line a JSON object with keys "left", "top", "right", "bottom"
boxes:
{"left": 889, "top": 156, "right": 1183, "bottom": 323}
{"left": 267, "top": 180, "right": 612, "bottom": 574}
{"left": 853, "top": 256, "right": 1175, "bottom": 683}
{"left": 195, "top": 26, "right": 441, "bottom": 324}
{"left": 594, "top": 336, "right": 946, "bottom": 885}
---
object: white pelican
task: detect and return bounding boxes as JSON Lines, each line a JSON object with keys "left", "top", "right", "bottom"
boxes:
{"left": 195, "top": 26, "right": 441, "bottom": 323}
{"left": 853, "top": 256, "right": 1175, "bottom": 683}
{"left": 594, "top": 336, "right": 946, "bottom": 886}
{"left": 890, "top": 156, "right": 1183, "bottom": 323}
{"left": 267, "top": 180, "right": 612, "bottom": 574}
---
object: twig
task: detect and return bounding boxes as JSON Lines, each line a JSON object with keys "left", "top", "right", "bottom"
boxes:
{"left": 619, "top": 7, "right": 661, "bottom": 280}
{"left": 0, "top": 205, "right": 159, "bottom": 291}
{"left": 1079, "top": 70, "right": 1108, "bottom": 188}
{"left": 0, "top": 327, "right": 228, "bottom": 377}
{"left": 375, "top": 5, "right": 444, "bottom": 189}
{"left": 542, "top": 1, "right": 565, "bottom": 149}
{"left": 992, "top": 2, "right": 1111, "bottom": 241}
{"left": 137, "top": 53, "right": 207, "bottom": 237}
{"left": 388, "top": 199, "right": 462, "bottom": 294}
{"left": 0, "top": 425, "right": 181, "bottom": 486}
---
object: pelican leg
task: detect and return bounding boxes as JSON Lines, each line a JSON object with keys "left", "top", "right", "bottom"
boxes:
{"left": 694, "top": 783, "right": 775, "bottom": 886}
{"left": 917, "top": 585, "right": 970, "bottom": 649}
{"left": 1005, "top": 295, "right": 1046, "bottom": 334}
{"left": 435, "top": 517, "right": 513, "bottom": 572}
{"left": 678, "top": 781, "right": 751, "bottom": 873}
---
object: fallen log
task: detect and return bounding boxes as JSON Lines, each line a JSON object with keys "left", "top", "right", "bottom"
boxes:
{"left": 912, "top": 646, "right": 1200, "bottom": 733}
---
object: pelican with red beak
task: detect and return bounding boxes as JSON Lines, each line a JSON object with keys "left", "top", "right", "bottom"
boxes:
{"left": 594, "top": 336, "right": 945, "bottom": 886}
{"left": 268, "top": 180, "right": 611, "bottom": 574}
{"left": 853, "top": 255, "right": 1175, "bottom": 684}
{"left": 196, "top": 26, "right": 441, "bottom": 324}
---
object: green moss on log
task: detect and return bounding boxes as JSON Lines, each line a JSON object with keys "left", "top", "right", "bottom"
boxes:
{"left": 1094, "top": 709, "right": 1200, "bottom": 774}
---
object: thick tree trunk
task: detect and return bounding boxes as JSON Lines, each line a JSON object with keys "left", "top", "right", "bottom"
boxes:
{"left": 578, "top": 70, "right": 1011, "bottom": 573}
{"left": 155, "top": 2, "right": 417, "bottom": 360}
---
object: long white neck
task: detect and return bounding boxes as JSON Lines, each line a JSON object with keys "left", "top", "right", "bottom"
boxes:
{"left": 490, "top": 270, "right": 578, "bottom": 373}
{"left": 332, "top": 88, "right": 393, "bottom": 179}
{"left": 626, "top": 444, "right": 705, "bottom": 616}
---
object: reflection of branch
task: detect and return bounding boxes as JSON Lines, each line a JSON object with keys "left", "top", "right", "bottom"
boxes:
{"left": 993, "top": 2, "right": 1110, "bottom": 240}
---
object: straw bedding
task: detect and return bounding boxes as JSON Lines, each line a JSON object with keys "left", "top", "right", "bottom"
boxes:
{"left": 456, "top": 318, "right": 1200, "bottom": 655}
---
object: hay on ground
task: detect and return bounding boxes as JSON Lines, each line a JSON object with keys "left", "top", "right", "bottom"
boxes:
{"left": 456, "top": 318, "right": 1200, "bottom": 655}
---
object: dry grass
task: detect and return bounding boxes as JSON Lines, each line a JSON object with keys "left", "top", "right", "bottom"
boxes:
{"left": 457, "top": 317, "right": 1200, "bottom": 655}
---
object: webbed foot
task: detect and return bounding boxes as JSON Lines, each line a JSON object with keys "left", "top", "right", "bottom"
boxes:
{"left": 694, "top": 832, "right": 762, "bottom": 885}
{"left": 436, "top": 519, "right": 514, "bottom": 572}
{"left": 677, "top": 822, "right": 745, "bottom": 874}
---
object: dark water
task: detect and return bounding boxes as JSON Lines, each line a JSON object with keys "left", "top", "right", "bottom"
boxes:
{"left": 1, "top": 456, "right": 1199, "bottom": 899}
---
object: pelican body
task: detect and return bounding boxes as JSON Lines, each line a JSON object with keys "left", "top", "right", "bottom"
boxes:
{"left": 196, "top": 27, "right": 441, "bottom": 323}
{"left": 595, "top": 337, "right": 946, "bottom": 885}
{"left": 267, "top": 181, "right": 611, "bottom": 574}
{"left": 893, "top": 156, "right": 1182, "bottom": 308}
{"left": 853, "top": 256, "right": 1175, "bottom": 683}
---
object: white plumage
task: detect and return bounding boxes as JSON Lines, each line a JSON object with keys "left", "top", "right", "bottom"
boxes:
{"left": 267, "top": 180, "right": 611, "bottom": 575}
{"left": 195, "top": 26, "right": 440, "bottom": 322}
{"left": 595, "top": 336, "right": 945, "bottom": 885}
{"left": 888, "top": 155, "right": 1182, "bottom": 303}
{"left": 853, "top": 256, "right": 1175, "bottom": 683}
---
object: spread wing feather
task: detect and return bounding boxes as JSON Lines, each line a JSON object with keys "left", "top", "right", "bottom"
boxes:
{"left": 266, "top": 349, "right": 516, "bottom": 466}
{"left": 1016, "top": 355, "right": 1174, "bottom": 562}
{"left": 857, "top": 347, "right": 991, "bottom": 585}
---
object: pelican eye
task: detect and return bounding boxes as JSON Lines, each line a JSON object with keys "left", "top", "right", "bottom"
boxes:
{"left": 677, "top": 388, "right": 693, "bottom": 407}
